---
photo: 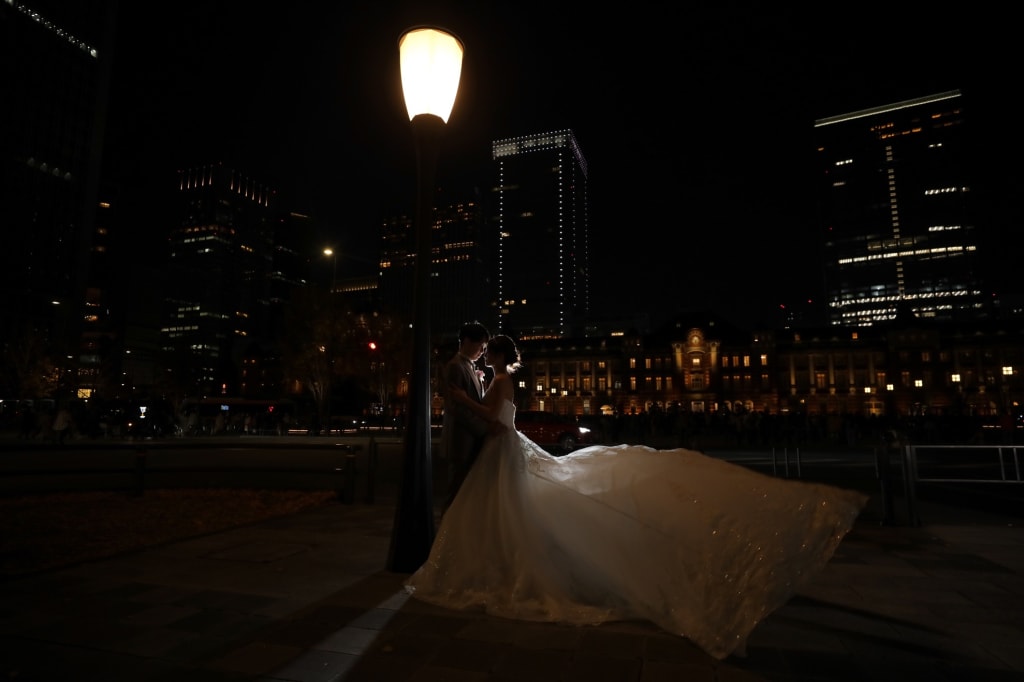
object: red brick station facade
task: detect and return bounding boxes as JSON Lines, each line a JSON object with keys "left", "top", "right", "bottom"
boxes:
{"left": 505, "top": 313, "right": 1023, "bottom": 433}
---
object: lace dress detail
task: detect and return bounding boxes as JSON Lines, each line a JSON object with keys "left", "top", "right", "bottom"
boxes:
{"left": 406, "top": 400, "right": 867, "bottom": 659}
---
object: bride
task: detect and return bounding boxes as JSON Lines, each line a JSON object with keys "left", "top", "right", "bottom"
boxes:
{"left": 405, "top": 334, "right": 868, "bottom": 660}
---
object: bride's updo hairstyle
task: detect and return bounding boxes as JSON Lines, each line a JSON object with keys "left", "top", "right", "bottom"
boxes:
{"left": 488, "top": 334, "right": 522, "bottom": 374}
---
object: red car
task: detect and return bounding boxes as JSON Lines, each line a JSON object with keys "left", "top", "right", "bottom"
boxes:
{"left": 515, "top": 411, "right": 593, "bottom": 453}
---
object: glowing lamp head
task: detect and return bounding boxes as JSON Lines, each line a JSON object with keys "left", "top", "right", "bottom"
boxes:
{"left": 399, "top": 27, "right": 463, "bottom": 123}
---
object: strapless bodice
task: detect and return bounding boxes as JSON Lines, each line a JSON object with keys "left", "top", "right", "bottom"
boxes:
{"left": 497, "top": 399, "right": 516, "bottom": 429}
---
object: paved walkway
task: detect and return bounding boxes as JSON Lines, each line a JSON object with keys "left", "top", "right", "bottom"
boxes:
{"left": 1, "top": 480, "right": 1022, "bottom": 681}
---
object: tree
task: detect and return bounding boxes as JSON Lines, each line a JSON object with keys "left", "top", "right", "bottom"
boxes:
{"left": 0, "top": 324, "right": 64, "bottom": 398}
{"left": 279, "top": 288, "right": 350, "bottom": 427}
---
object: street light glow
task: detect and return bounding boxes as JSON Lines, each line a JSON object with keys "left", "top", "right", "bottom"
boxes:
{"left": 399, "top": 27, "right": 463, "bottom": 123}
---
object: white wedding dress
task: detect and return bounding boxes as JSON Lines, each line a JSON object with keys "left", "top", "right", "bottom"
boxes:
{"left": 406, "top": 400, "right": 867, "bottom": 659}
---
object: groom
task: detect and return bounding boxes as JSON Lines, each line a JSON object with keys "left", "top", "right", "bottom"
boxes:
{"left": 440, "top": 321, "right": 492, "bottom": 511}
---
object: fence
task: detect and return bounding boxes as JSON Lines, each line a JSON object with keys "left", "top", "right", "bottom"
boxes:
{"left": 896, "top": 443, "right": 1024, "bottom": 526}
{"left": 758, "top": 442, "right": 1023, "bottom": 528}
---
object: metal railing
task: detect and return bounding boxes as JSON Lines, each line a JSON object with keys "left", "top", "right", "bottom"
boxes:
{"left": 896, "top": 443, "right": 1023, "bottom": 527}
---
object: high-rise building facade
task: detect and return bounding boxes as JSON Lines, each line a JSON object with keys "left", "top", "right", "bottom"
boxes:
{"left": 378, "top": 194, "right": 490, "bottom": 342}
{"left": 1, "top": 0, "right": 117, "bottom": 400}
{"left": 162, "top": 163, "right": 280, "bottom": 397}
{"left": 815, "top": 90, "right": 988, "bottom": 327}
{"left": 492, "top": 130, "right": 589, "bottom": 339}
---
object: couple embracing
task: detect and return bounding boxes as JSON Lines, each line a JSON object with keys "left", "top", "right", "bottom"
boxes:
{"left": 439, "top": 321, "right": 503, "bottom": 511}
{"left": 413, "top": 321, "right": 868, "bottom": 661}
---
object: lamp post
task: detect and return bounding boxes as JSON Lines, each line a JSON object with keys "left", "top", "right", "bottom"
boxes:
{"left": 387, "top": 26, "right": 463, "bottom": 573}
{"left": 323, "top": 247, "right": 337, "bottom": 293}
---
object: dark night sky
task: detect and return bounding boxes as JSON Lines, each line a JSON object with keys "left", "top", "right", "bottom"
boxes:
{"left": 102, "top": 2, "right": 1020, "bottom": 330}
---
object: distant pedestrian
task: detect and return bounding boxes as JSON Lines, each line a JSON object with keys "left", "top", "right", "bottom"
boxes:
{"left": 18, "top": 405, "right": 36, "bottom": 439}
{"left": 35, "top": 409, "right": 53, "bottom": 442}
{"left": 52, "top": 406, "right": 72, "bottom": 445}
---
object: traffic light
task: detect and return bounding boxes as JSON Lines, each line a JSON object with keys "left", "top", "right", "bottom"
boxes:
{"left": 368, "top": 341, "right": 378, "bottom": 351}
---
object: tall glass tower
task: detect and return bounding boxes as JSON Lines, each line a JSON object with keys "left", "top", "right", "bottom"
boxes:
{"left": 162, "top": 163, "right": 278, "bottom": 397}
{"left": 378, "top": 195, "right": 490, "bottom": 344}
{"left": 492, "top": 130, "right": 589, "bottom": 339}
{"left": 815, "top": 90, "right": 988, "bottom": 326}
{"left": 1, "top": 0, "right": 117, "bottom": 399}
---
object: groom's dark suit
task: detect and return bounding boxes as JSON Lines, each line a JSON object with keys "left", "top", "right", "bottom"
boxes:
{"left": 441, "top": 351, "right": 489, "bottom": 510}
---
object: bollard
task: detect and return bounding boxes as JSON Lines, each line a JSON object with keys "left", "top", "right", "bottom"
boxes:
{"left": 134, "top": 450, "right": 147, "bottom": 496}
{"left": 875, "top": 442, "right": 896, "bottom": 525}
{"left": 335, "top": 453, "right": 357, "bottom": 504}
{"left": 898, "top": 441, "right": 921, "bottom": 527}
{"left": 365, "top": 436, "right": 377, "bottom": 504}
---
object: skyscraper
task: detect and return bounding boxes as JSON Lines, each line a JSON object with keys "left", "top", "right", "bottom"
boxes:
{"left": 162, "top": 163, "right": 279, "bottom": 397}
{"left": 815, "top": 90, "right": 988, "bottom": 326}
{"left": 492, "top": 130, "right": 589, "bottom": 339}
{"left": 377, "top": 193, "right": 490, "bottom": 342}
{"left": 1, "top": 0, "right": 117, "bottom": 399}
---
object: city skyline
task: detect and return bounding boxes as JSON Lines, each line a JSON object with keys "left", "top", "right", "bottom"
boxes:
{"left": 101, "top": 2, "right": 1020, "bottom": 330}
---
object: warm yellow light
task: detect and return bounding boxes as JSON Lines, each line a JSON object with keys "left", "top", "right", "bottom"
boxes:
{"left": 399, "top": 27, "right": 463, "bottom": 123}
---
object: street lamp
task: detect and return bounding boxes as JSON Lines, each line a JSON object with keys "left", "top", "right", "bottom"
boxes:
{"left": 323, "top": 247, "right": 337, "bottom": 292}
{"left": 387, "top": 26, "right": 464, "bottom": 573}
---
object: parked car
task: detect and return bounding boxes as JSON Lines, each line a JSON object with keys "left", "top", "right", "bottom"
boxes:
{"left": 515, "top": 411, "right": 593, "bottom": 453}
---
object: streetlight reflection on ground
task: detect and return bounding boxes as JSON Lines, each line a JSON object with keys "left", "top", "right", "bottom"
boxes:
{"left": 387, "top": 26, "right": 463, "bottom": 573}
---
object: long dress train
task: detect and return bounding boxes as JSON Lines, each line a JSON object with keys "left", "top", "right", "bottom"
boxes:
{"left": 406, "top": 400, "right": 868, "bottom": 660}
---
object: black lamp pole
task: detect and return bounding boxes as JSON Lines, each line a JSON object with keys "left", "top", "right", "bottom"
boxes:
{"left": 387, "top": 26, "right": 463, "bottom": 573}
{"left": 387, "top": 112, "right": 446, "bottom": 572}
